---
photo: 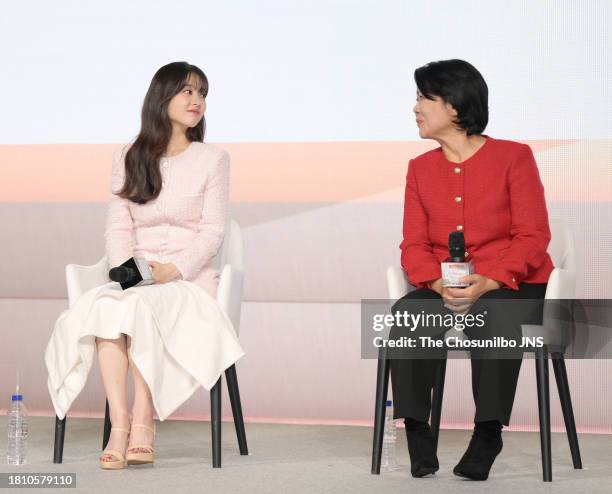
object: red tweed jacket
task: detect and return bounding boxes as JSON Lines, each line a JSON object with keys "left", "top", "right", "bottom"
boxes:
{"left": 400, "top": 135, "right": 554, "bottom": 291}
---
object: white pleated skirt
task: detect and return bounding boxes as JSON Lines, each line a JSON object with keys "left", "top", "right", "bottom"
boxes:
{"left": 44, "top": 280, "right": 245, "bottom": 421}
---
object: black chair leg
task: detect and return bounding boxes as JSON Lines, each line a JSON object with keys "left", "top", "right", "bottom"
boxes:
{"left": 430, "top": 356, "right": 447, "bottom": 451}
{"left": 225, "top": 364, "right": 248, "bottom": 455}
{"left": 53, "top": 416, "right": 66, "bottom": 463}
{"left": 371, "top": 347, "right": 390, "bottom": 475}
{"left": 102, "top": 399, "right": 111, "bottom": 450}
{"left": 211, "top": 376, "right": 222, "bottom": 468}
{"left": 536, "top": 347, "right": 552, "bottom": 482}
{"left": 551, "top": 353, "right": 582, "bottom": 469}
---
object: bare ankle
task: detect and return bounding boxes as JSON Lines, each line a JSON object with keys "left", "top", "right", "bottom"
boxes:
{"left": 110, "top": 410, "right": 131, "bottom": 427}
{"left": 131, "top": 406, "right": 154, "bottom": 422}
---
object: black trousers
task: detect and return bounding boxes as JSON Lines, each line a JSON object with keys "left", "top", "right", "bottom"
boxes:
{"left": 389, "top": 283, "right": 547, "bottom": 426}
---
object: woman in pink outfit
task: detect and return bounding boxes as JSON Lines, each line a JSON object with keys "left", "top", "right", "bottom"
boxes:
{"left": 44, "top": 62, "right": 245, "bottom": 470}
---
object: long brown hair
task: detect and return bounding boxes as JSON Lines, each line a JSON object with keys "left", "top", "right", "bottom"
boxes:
{"left": 117, "top": 61, "right": 209, "bottom": 204}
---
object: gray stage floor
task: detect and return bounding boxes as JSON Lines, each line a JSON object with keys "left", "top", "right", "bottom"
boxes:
{"left": 1, "top": 416, "right": 611, "bottom": 494}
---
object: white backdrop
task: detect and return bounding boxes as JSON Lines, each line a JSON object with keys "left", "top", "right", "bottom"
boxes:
{"left": 0, "top": 0, "right": 610, "bottom": 144}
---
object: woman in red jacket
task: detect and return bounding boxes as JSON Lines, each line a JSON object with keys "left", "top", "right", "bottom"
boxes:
{"left": 389, "top": 59, "right": 553, "bottom": 480}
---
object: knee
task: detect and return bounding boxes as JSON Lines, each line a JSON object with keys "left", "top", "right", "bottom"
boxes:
{"left": 95, "top": 334, "right": 128, "bottom": 346}
{"left": 392, "top": 288, "right": 441, "bottom": 319}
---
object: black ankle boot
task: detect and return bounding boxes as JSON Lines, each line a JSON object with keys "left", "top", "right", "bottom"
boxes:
{"left": 404, "top": 418, "right": 439, "bottom": 478}
{"left": 453, "top": 421, "right": 503, "bottom": 481}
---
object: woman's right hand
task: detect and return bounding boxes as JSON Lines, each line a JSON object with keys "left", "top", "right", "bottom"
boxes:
{"left": 428, "top": 278, "right": 472, "bottom": 314}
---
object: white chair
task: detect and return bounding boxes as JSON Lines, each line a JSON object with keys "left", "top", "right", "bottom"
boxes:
{"left": 53, "top": 219, "right": 248, "bottom": 468}
{"left": 372, "top": 219, "right": 582, "bottom": 481}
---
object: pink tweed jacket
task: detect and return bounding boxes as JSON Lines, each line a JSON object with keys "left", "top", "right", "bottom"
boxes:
{"left": 104, "top": 141, "right": 229, "bottom": 297}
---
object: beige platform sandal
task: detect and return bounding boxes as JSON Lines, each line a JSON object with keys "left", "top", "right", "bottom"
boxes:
{"left": 99, "top": 427, "right": 130, "bottom": 470}
{"left": 126, "top": 423, "right": 156, "bottom": 465}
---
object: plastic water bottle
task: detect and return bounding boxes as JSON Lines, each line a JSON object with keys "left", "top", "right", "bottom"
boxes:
{"left": 7, "top": 382, "right": 28, "bottom": 465}
{"left": 381, "top": 399, "right": 398, "bottom": 472}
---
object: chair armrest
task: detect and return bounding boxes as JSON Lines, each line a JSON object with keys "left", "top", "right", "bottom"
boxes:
{"left": 65, "top": 257, "right": 109, "bottom": 308}
{"left": 386, "top": 266, "right": 414, "bottom": 300}
{"left": 217, "top": 264, "right": 244, "bottom": 336}
{"left": 545, "top": 267, "right": 576, "bottom": 299}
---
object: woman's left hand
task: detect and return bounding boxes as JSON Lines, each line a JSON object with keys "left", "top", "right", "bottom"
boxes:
{"left": 444, "top": 274, "right": 502, "bottom": 313}
{"left": 148, "top": 261, "right": 182, "bottom": 284}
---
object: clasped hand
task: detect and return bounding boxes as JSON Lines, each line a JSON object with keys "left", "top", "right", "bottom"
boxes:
{"left": 148, "top": 261, "right": 182, "bottom": 284}
{"left": 429, "top": 274, "right": 502, "bottom": 314}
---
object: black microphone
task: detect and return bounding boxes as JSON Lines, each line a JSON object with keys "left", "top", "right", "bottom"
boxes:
{"left": 109, "top": 266, "right": 137, "bottom": 284}
{"left": 449, "top": 231, "right": 465, "bottom": 262}
{"left": 441, "top": 230, "right": 473, "bottom": 287}
{"left": 108, "top": 257, "right": 154, "bottom": 290}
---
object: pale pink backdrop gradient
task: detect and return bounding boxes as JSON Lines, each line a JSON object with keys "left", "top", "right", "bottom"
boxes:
{"left": 1, "top": 139, "right": 611, "bottom": 433}
{"left": 3, "top": 139, "right": 604, "bottom": 203}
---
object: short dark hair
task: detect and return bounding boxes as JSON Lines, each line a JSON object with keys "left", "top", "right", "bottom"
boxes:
{"left": 414, "top": 59, "right": 488, "bottom": 136}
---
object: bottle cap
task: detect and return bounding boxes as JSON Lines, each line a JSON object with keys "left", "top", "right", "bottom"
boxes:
{"left": 13, "top": 379, "right": 23, "bottom": 401}
{"left": 386, "top": 400, "right": 392, "bottom": 407}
